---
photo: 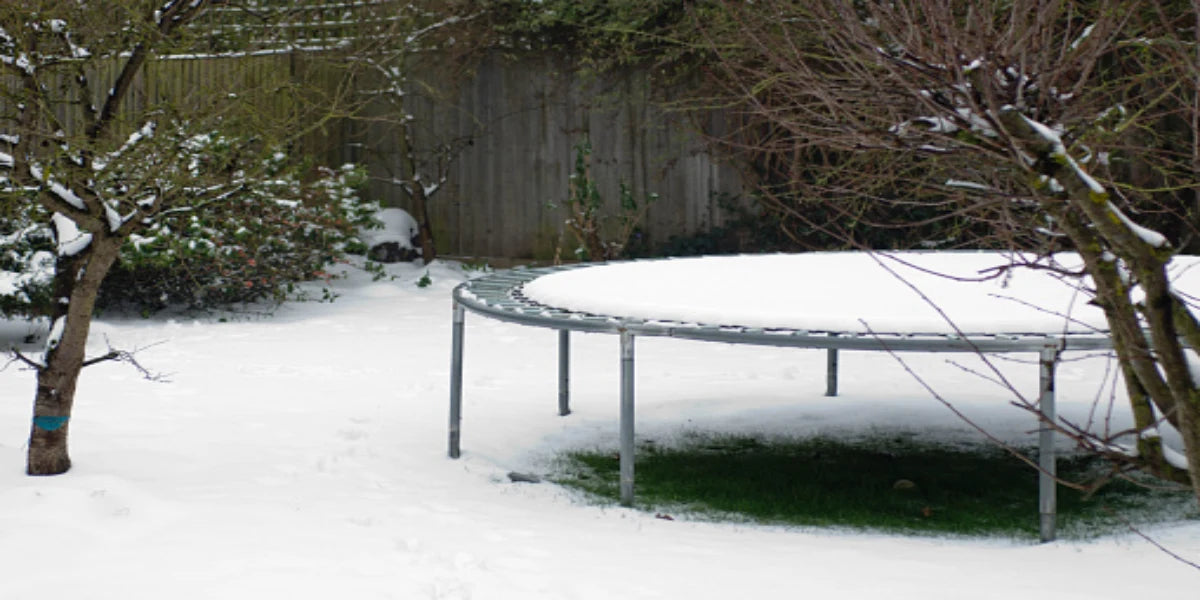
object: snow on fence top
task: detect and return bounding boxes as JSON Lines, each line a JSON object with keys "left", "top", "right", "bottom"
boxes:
{"left": 521, "top": 252, "right": 1200, "bottom": 336}
{"left": 189, "top": 0, "right": 411, "bottom": 54}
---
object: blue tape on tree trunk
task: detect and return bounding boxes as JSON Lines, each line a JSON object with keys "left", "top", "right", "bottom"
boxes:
{"left": 33, "top": 416, "right": 69, "bottom": 431}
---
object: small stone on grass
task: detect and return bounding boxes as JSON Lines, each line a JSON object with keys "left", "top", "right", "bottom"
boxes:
{"left": 507, "top": 471, "right": 542, "bottom": 484}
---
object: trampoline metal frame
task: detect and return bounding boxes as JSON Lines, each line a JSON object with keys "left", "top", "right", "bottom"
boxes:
{"left": 448, "top": 263, "right": 1115, "bottom": 542}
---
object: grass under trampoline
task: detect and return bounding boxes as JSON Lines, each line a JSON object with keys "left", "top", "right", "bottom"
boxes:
{"left": 551, "top": 433, "right": 1198, "bottom": 539}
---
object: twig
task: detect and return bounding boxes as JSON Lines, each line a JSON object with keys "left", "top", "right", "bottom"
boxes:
{"left": 8, "top": 349, "right": 45, "bottom": 371}
{"left": 987, "top": 292, "right": 1107, "bottom": 335}
{"left": 1101, "top": 506, "right": 1200, "bottom": 571}
{"left": 945, "top": 358, "right": 1013, "bottom": 390}
{"left": 860, "top": 320, "right": 1089, "bottom": 492}
{"left": 866, "top": 252, "right": 1032, "bottom": 406}
{"left": 82, "top": 338, "right": 172, "bottom": 382}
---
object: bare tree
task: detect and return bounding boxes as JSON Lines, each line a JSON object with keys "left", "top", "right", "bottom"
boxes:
{"left": 0, "top": 0, "right": 425, "bottom": 475}
{"left": 696, "top": 0, "right": 1200, "bottom": 503}
{"left": 360, "top": 20, "right": 485, "bottom": 264}
{"left": 360, "top": 56, "right": 477, "bottom": 264}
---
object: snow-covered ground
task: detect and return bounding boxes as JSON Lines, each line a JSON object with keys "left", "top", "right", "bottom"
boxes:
{"left": 1, "top": 258, "right": 1197, "bottom": 599}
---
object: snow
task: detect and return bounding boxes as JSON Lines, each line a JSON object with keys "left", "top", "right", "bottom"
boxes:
{"left": 945, "top": 179, "right": 992, "bottom": 192}
{"left": 1072, "top": 164, "right": 1107, "bottom": 196}
{"left": 1071, "top": 24, "right": 1097, "bottom": 50}
{"left": 893, "top": 116, "right": 958, "bottom": 135}
{"left": 128, "top": 234, "right": 156, "bottom": 251}
{"left": 361, "top": 207, "right": 418, "bottom": 248}
{"left": 0, "top": 274, "right": 21, "bottom": 298}
{"left": 1039, "top": 175, "right": 1066, "bottom": 194}
{"left": 1163, "top": 442, "right": 1191, "bottom": 470}
{"left": 523, "top": 252, "right": 1200, "bottom": 335}
{"left": 51, "top": 213, "right": 92, "bottom": 257}
{"left": 1022, "top": 116, "right": 1107, "bottom": 195}
{"left": 1109, "top": 201, "right": 1169, "bottom": 248}
{"left": 1023, "top": 116, "right": 1065, "bottom": 147}
{"left": 2, "top": 52, "right": 34, "bottom": 75}
{"left": 104, "top": 202, "right": 125, "bottom": 232}
{"left": 45, "top": 315, "right": 65, "bottom": 350}
{"left": 955, "top": 107, "right": 997, "bottom": 137}
{"left": 1023, "top": 116, "right": 1168, "bottom": 247}
{"left": 96, "top": 121, "right": 156, "bottom": 172}
{"left": 0, "top": 241, "right": 53, "bottom": 298}
{"left": 0, "top": 258, "right": 1198, "bottom": 599}
{"left": 29, "top": 164, "right": 87, "bottom": 211}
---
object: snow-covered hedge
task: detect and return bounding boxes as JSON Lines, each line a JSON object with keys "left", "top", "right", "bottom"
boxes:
{"left": 1, "top": 135, "right": 379, "bottom": 316}
{"left": 0, "top": 203, "right": 56, "bottom": 317}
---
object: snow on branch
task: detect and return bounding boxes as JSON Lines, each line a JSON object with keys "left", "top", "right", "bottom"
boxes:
{"left": 1021, "top": 116, "right": 1104, "bottom": 194}
{"left": 1109, "top": 201, "right": 1169, "bottom": 248}
{"left": 404, "top": 14, "right": 464, "bottom": 46}
{"left": 51, "top": 213, "right": 92, "bottom": 257}
{"left": 944, "top": 179, "right": 993, "bottom": 192}
{"left": 29, "top": 164, "right": 87, "bottom": 211}
{"left": 0, "top": 51, "right": 34, "bottom": 75}
{"left": 94, "top": 121, "right": 156, "bottom": 172}
{"left": 1022, "top": 115, "right": 1168, "bottom": 248}
{"left": 48, "top": 18, "right": 90, "bottom": 59}
{"left": 1070, "top": 23, "right": 1096, "bottom": 51}
{"left": 103, "top": 200, "right": 131, "bottom": 233}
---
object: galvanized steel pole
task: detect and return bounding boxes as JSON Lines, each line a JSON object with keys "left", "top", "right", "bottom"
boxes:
{"left": 620, "top": 330, "right": 636, "bottom": 507}
{"left": 558, "top": 330, "right": 571, "bottom": 416}
{"left": 825, "top": 347, "right": 839, "bottom": 397}
{"left": 1038, "top": 346, "right": 1059, "bottom": 542}
{"left": 449, "top": 302, "right": 465, "bottom": 458}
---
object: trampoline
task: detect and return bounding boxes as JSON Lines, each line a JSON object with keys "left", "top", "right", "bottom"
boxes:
{"left": 447, "top": 252, "right": 1199, "bottom": 542}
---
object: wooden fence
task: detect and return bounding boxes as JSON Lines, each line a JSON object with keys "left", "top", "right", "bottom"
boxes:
{"left": 325, "top": 53, "right": 747, "bottom": 260}
{"left": 5, "top": 48, "right": 746, "bottom": 260}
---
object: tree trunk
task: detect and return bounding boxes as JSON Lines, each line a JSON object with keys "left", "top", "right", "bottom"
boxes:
{"left": 1001, "top": 110, "right": 1200, "bottom": 500}
{"left": 411, "top": 183, "right": 437, "bottom": 264}
{"left": 1176, "top": 389, "right": 1200, "bottom": 506}
{"left": 27, "top": 238, "right": 121, "bottom": 476}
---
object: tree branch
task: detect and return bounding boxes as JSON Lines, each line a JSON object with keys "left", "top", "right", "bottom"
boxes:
{"left": 88, "top": 0, "right": 213, "bottom": 141}
{"left": 7, "top": 349, "right": 45, "bottom": 371}
{"left": 81, "top": 338, "right": 170, "bottom": 382}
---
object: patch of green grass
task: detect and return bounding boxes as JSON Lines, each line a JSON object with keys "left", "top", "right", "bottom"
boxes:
{"left": 552, "top": 434, "right": 1198, "bottom": 539}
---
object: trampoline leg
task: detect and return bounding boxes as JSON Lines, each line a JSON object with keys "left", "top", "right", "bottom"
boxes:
{"left": 558, "top": 330, "right": 571, "bottom": 416}
{"left": 449, "top": 303, "right": 465, "bottom": 459}
{"left": 1038, "top": 346, "right": 1059, "bottom": 542}
{"left": 620, "top": 331, "right": 636, "bottom": 507}
{"left": 825, "top": 346, "right": 839, "bottom": 397}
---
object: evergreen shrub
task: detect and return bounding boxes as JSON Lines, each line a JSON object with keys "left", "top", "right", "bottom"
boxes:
{"left": 1, "top": 132, "right": 378, "bottom": 316}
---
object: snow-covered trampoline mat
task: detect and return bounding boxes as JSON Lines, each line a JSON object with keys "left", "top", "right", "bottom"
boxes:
{"left": 521, "top": 252, "right": 1194, "bottom": 335}
{"left": 448, "top": 251, "right": 1200, "bottom": 542}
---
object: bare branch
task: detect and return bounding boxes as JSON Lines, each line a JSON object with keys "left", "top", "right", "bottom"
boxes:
{"left": 7, "top": 348, "right": 45, "bottom": 371}
{"left": 1103, "top": 506, "right": 1200, "bottom": 571}
{"left": 80, "top": 338, "right": 171, "bottom": 383}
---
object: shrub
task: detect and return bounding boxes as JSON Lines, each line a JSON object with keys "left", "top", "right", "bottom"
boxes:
{"left": 98, "top": 142, "right": 376, "bottom": 312}
{"left": 1, "top": 132, "right": 379, "bottom": 316}
{"left": 0, "top": 203, "right": 55, "bottom": 317}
